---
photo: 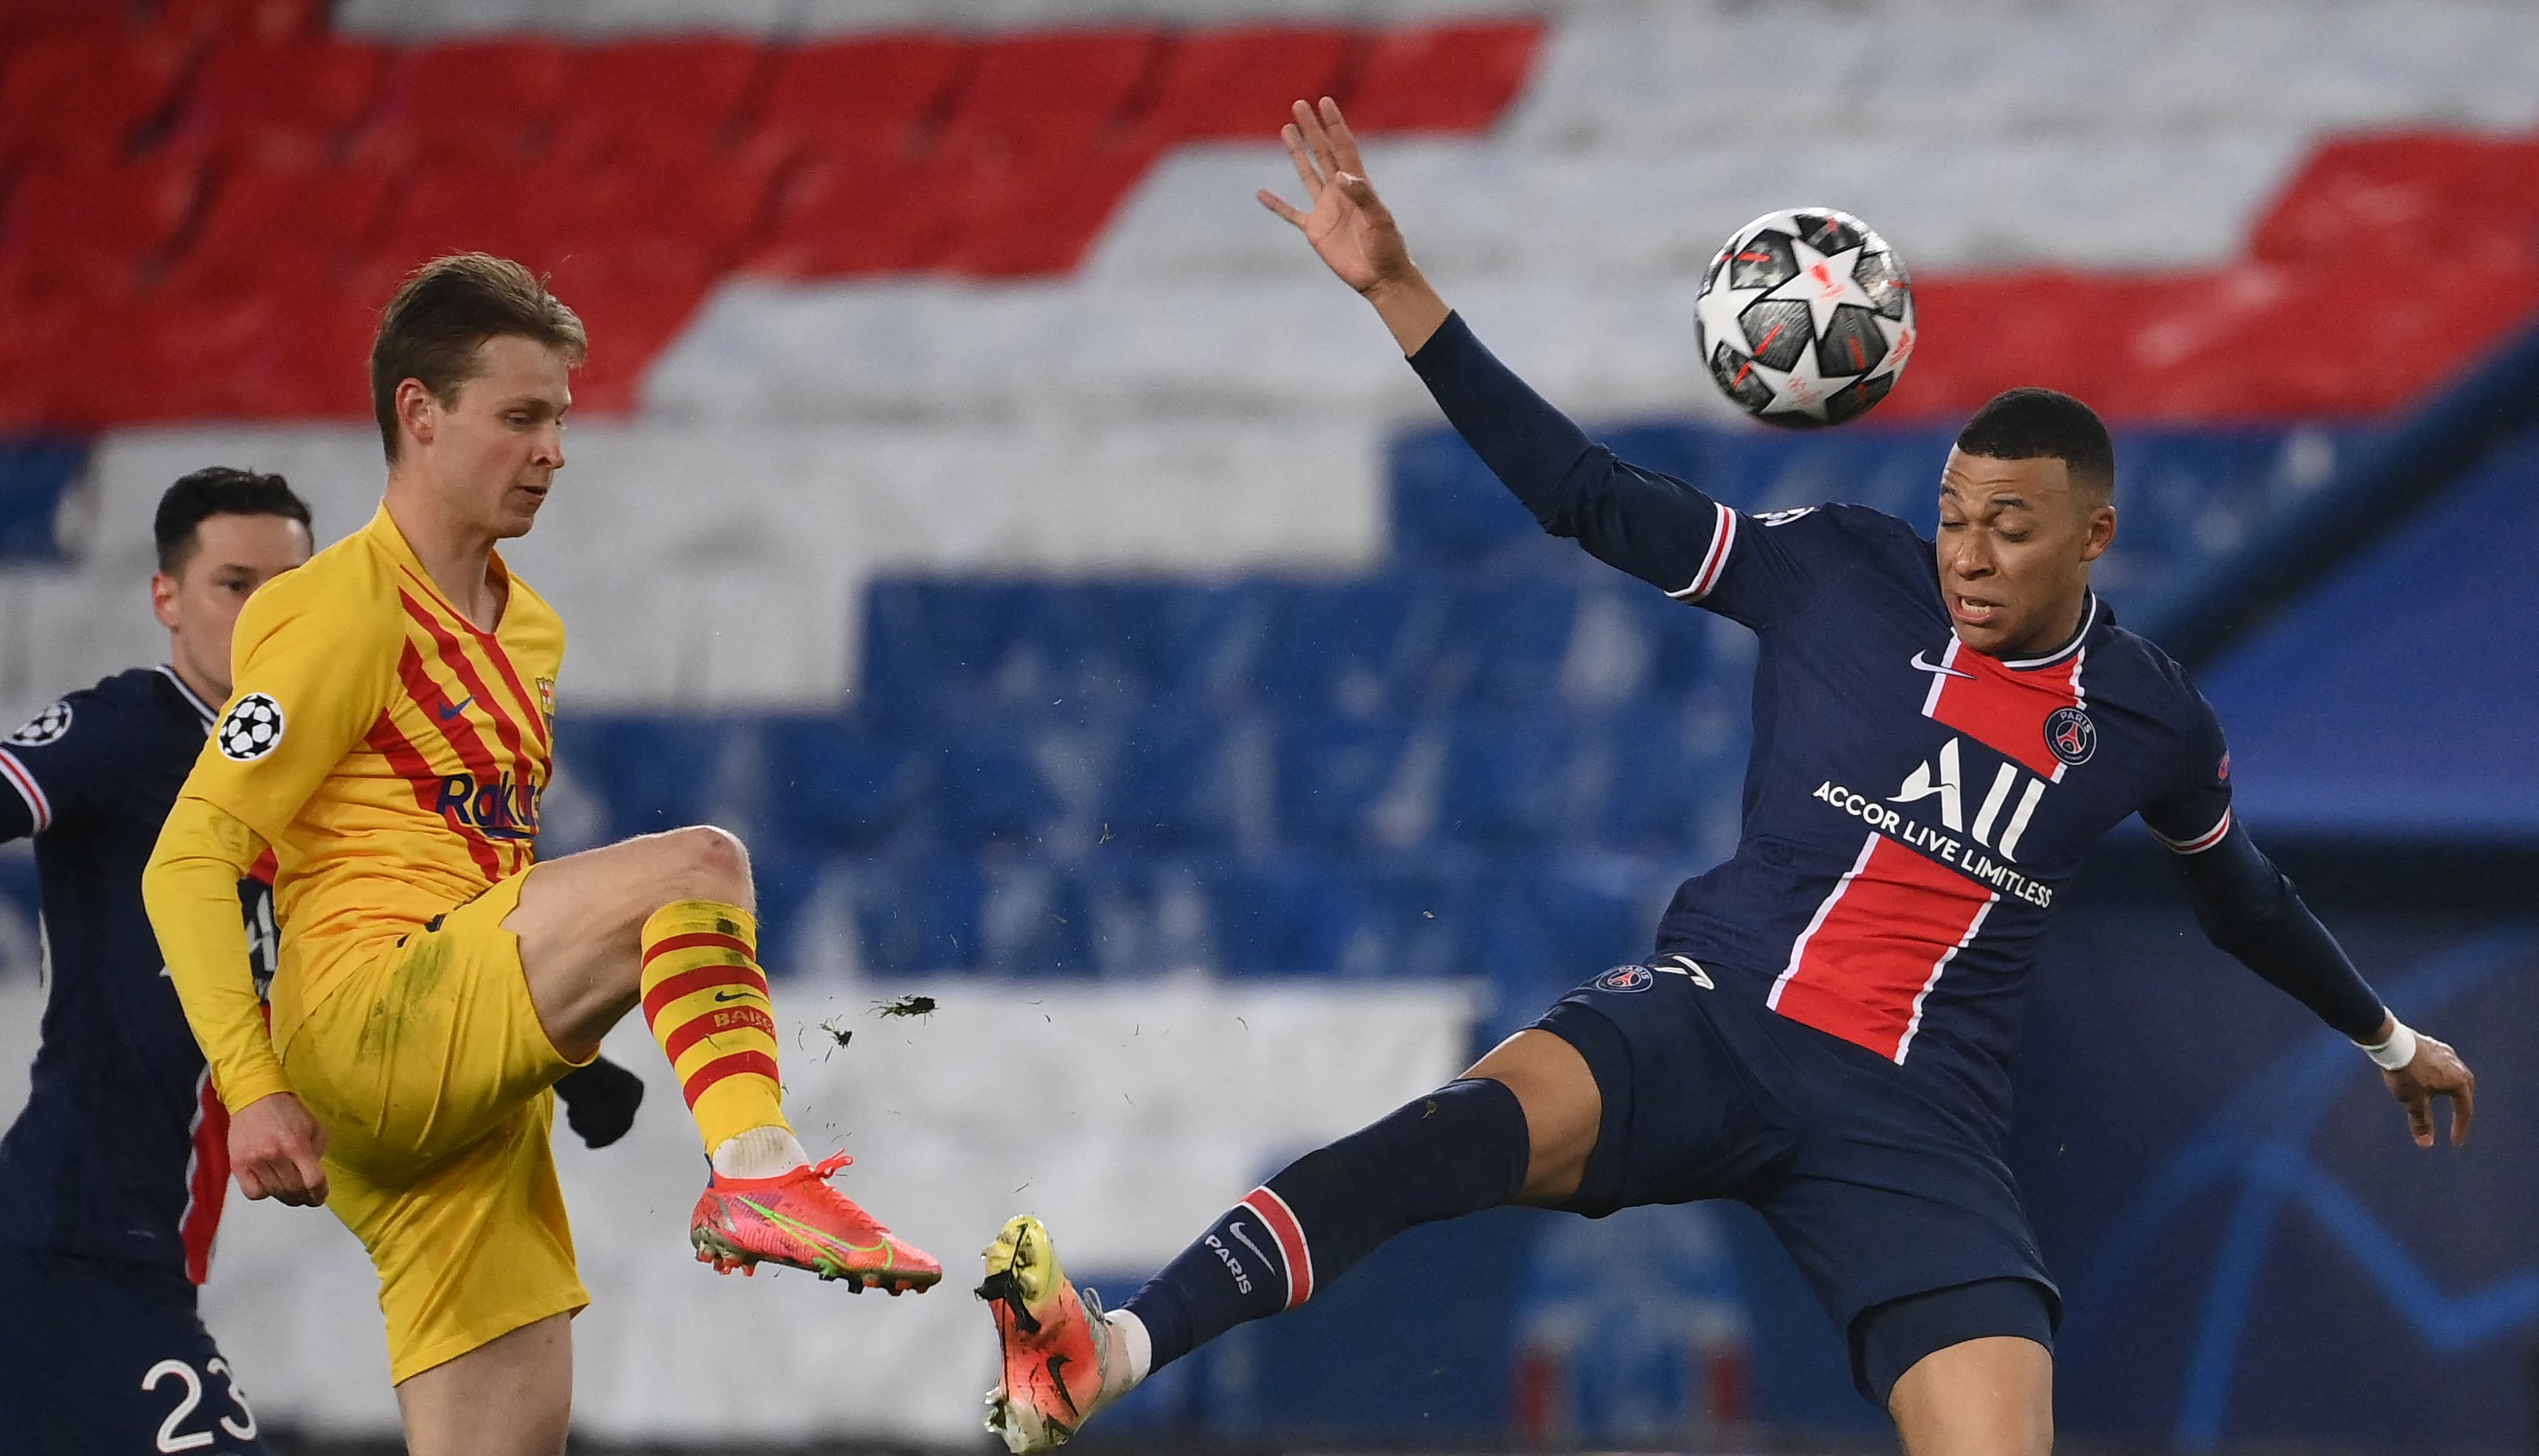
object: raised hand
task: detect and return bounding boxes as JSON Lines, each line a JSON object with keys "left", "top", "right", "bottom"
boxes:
{"left": 1258, "top": 97, "right": 1449, "bottom": 353}
{"left": 2382, "top": 1031, "right": 2475, "bottom": 1148}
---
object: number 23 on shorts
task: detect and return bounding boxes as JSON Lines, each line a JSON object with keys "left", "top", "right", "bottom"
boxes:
{"left": 141, "top": 1356, "right": 258, "bottom": 1454}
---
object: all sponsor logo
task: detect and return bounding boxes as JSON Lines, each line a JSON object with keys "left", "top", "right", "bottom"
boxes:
{"left": 2045, "top": 706, "right": 2096, "bottom": 766}
{"left": 1805, "top": 733, "right": 2060, "bottom": 908}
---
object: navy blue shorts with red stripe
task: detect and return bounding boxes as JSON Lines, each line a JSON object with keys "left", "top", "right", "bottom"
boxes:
{"left": 1530, "top": 960, "right": 2058, "bottom": 1398}
{"left": 0, "top": 1244, "right": 270, "bottom": 1454}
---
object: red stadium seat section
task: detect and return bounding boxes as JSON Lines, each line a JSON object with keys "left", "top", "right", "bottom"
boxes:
{"left": 1136, "top": 26, "right": 1356, "bottom": 142}
{"left": 745, "top": 147, "right": 962, "bottom": 278}
{"left": 2249, "top": 133, "right": 2539, "bottom": 271}
{"left": 0, "top": 0, "right": 115, "bottom": 43}
{"left": 545, "top": 36, "right": 766, "bottom": 167}
{"left": 172, "top": 35, "right": 388, "bottom": 164}
{"left": 10, "top": 13, "right": 2532, "bottom": 431}
{"left": 0, "top": 16, "right": 1540, "bottom": 427}
{"left": 0, "top": 31, "right": 186, "bottom": 165}
{"left": 156, "top": 0, "right": 327, "bottom": 44}
{"left": 935, "top": 29, "right": 1166, "bottom": 167}
{"left": 1342, "top": 21, "right": 1546, "bottom": 134}
{"left": 351, "top": 37, "right": 572, "bottom": 166}
{"left": 748, "top": 34, "right": 968, "bottom": 168}
{"left": 1888, "top": 131, "right": 2539, "bottom": 422}
{"left": 163, "top": 159, "right": 396, "bottom": 294}
{"left": 0, "top": 154, "right": 201, "bottom": 298}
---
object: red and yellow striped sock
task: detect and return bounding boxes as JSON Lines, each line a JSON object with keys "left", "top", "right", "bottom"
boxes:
{"left": 638, "top": 900, "right": 793, "bottom": 1154}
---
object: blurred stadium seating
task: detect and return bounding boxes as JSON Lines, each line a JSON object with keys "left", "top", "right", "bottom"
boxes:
{"left": 5, "top": 0, "right": 2538, "bottom": 1449}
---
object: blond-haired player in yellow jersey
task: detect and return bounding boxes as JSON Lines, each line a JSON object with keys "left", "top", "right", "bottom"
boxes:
{"left": 140, "top": 254, "right": 939, "bottom": 1456}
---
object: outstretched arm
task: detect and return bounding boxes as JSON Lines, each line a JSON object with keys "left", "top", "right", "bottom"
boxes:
{"left": 1259, "top": 99, "right": 1809, "bottom": 623}
{"left": 2170, "top": 821, "right": 2474, "bottom": 1147}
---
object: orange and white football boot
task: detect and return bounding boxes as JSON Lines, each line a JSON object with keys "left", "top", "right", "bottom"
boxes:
{"left": 690, "top": 1151, "right": 941, "bottom": 1294}
{"left": 980, "top": 1214, "right": 1134, "bottom": 1451}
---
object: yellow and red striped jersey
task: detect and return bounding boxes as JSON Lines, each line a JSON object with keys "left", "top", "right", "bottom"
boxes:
{"left": 175, "top": 504, "right": 563, "bottom": 1054}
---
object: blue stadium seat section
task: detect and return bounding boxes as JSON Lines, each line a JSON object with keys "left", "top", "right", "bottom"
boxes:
{"left": 546, "top": 417, "right": 2317, "bottom": 1000}
{"left": 0, "top": 435, "right": 83, "bottom": 561}
{"left": 2199, "top": 424, "right": 2539, "bottom": 835}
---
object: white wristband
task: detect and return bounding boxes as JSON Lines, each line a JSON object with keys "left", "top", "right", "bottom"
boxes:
{"left": 2359, "top": 1021, "right": 2418, "bottom": 1072}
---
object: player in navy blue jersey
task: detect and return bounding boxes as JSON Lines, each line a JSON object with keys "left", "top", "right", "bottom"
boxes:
{"left": 979, "top": 100, "right": 2479, "bottom": 1456}
{"left": 0, "top": 468, "right": 647, "bottom": 1453}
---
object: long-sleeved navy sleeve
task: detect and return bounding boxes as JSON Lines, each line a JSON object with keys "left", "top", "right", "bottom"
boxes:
{"left": 1406, "top": 312, "right": 1815, "bottom": 627}
{"left": 2, "top": 693, "right": 103, "bottom": 840}
{"left": 2170, "top": 821, "right": 2388, "bottom": 1041}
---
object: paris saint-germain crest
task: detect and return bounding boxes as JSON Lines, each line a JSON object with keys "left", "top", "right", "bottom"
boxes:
{"left": 1594, "top": 964, "right": 1655, "bottom": 993}
{"left": 2045, "top": 706, "right": 2096, "bottom": 766}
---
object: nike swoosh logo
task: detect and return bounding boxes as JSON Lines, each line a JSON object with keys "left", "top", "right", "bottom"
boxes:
{"left": 1908, "top": 651, "right": 1975, "bottom": 680}
{"left": 1043, "top": 1354, "right": 1081, "bottom": 1418}
{"left": 1226, "top": 1220, "right": 1273, "bottom": 1268}
{"left": 712, "top": 989, "right": 761, "bottom": 1003}
{"left": 437, "top": 694, "right": 475, "bottom": 721}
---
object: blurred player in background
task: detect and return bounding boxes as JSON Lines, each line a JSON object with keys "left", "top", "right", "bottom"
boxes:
{"left": 0, "top": 468, "right": 310, "bottom": 1455}
{"left": 141, "top": 255, "right": 938, "bottom": 1456}
{"left": 980, "top": 101, "right": 2479, "bottom": 1456}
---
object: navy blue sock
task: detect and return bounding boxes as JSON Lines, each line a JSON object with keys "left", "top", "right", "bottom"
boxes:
{"left": 1123, "top": 1076, "right": 1531, "bottom": 1371}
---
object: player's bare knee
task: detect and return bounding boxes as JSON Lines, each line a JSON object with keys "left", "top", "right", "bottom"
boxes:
{"left": 657, "top": 824, "right": 753, "bottom": 909}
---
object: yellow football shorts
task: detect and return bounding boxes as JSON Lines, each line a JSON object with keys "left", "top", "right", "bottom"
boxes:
{"left": 281, "top": 869, "right": 595, "bottom": 1383}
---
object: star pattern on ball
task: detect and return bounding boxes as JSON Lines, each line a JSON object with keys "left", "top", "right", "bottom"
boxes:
{"left": 1696, "top": 255, "right": 1754, "bottom": 375}
{"left": 1748, "top": 355, "right": 1830, "bottom": 422}
{"left": 1764, "top": 238, "right": 1881, "bottom": 341}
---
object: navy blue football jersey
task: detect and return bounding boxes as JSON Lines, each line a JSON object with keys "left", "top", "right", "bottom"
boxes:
{"left": 0, "top": 667, "right": 277, "bottom": 1279}
{"left": 1408, "top": 315, "right": 2246, "bottom": 1139}
{"left": 1630, "top": 501, "right": 2234, "bottom": 1128}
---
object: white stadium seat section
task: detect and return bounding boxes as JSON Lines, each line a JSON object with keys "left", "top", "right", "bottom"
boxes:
{"left": 0, "top": 974, "right": 1480, "bottom": 1440}
{"left": 649, "top": 271, "right": 1747, "bottom": 428}
{"left": 0, "top": 417, "right": 1381, "bottom": 726}
{"left": 1096, "top": 133, "right": 2307, "bottom": 282}
{"left": 1511, "top": 2, "right": 2539, "bottom": 147}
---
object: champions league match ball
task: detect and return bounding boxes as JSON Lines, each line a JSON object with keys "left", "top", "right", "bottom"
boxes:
{"left": 1695, "top": 207, "right": 1916, "bottom": 428}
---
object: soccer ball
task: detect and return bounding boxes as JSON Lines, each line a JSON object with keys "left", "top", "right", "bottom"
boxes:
{"left": 217, "top": 693, "right": 286, "bottom": 761}
{"left": 1695, "top": 207, "right": 1916, "bottom": 428}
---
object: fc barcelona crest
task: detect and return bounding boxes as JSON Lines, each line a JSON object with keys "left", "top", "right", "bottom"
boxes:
{"left": 535, "top": 677, "right": 556, "bottom": 726}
